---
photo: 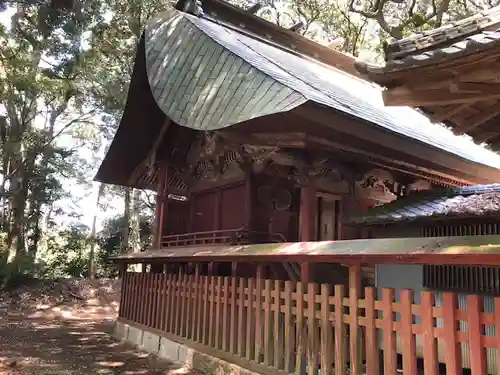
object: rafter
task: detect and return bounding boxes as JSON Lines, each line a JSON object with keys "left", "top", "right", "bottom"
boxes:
{"left": 128, "top": 120, "right": 171, "bottom": 185}
{"left": 382, "top": 86, "right": 500, "bottom": 107}
{"left": 473, "top": 131, "right": 500, "bottom": 143}
{"left": 451, "top": 82, "right": 500, "bottom": 94}
{"left": 428, "top": 103, "right": 470, "bottom": 123}
{"left": 454, "top": 102, "right": 500, "bottom": 134}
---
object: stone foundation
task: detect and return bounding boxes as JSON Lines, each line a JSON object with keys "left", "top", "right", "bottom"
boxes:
{"left": 113, "top": 320, "right": 263, "bottom": 375}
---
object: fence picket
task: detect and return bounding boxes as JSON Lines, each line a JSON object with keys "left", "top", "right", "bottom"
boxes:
{"left": 208, "top": 276, "right": 216, "bottom": 347}
{"left": 467, "top": 295, "right": 486, "bottom": 375}
{"left": 349, "top": 281, "right": 360, "bottom": 375}
{"left": 185, "top": 274, "right": 193, "bottom": 338}
{"left": 274, "top": 280, "right": 283, "bottom": 369}
{"left": 284, "top": 281, "right": 294, "bottom": 373}
{"left": 202, "top": 276, "right": 210, "bottom": 345}
{"left": 420, "top": 291, "right": 437, "bottom": 375}
{"left": 179, "top": 273, "right": 187, "bottom": 336}
{"left": 167, "top": 274, "right": 175, "bottom": 333}
{"left": 307, "top": 283, "right": 318, "bottom": 375}
{"left": 245, "top": 278, "right": 255, "bottom": 360}
{"left": 160, "top": 275, "right": 168, "bottom": 331}
{"left": 334, "top": 285, "right": 346, "bottom": 375}
{"left": 237, "top": 278, "right": 246, "bottom": 357}
{"left": 230, "top": 277, "right": 237, "bottom": 354}
{"left": 364, "top": 287, "right": 379, "bottom": 375}
{"left": 223, "top": 277, "right": 230, "bottom": 351}
{"left": 320, "top": 284, "right": 332, "bottom": 375}
{"left": 264, "top": 279, "right": 272, "bottom": 366}
{"left": 494, "top": 297, "right": 500, "bottom": 375}
{"left": 443, "top": 292, "right": 462, "bottom": 375}
{"left": 400, "top": 289, "right": 417, "bottom": 375}
{"left": 255, "top": 275, "right": 263, "bottom": 363}
{"left": 382, "top": 288, "right": 397, "bottom": 375}
{"left": 296, "top": 282, "right": 306, "bottom": 375}
{"left": 215, "top": 277, "right": 223, "bottom": 349}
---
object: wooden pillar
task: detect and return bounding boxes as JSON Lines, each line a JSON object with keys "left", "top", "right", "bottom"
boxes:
{"left": 349, "top": 263, "right": 363, "bottom": 375}
{"left": 300, "top": 184, "right": 316, "bottom": 288}
{"left": 214, "top": 189, "right": 222, "bottom": 231}
{"left": 153, "top": 165, "right": 168, "bottom": 249}
{"left": 244, "top": 173, "right": 253, "bottom": 229}
{"left": 300, "top": 262, "right": 312, "bottom": 282}
{"left": 300, "top": 185, "right": 317, "bottom": 241}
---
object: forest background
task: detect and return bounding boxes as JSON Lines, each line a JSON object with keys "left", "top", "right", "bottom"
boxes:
{"left": 0, "top": 0, "right": 496, "bottom": 286}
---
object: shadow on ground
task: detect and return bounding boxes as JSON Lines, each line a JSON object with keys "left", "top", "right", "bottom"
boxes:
{"left": 0, "top": 316, "right": 179, "bottom": 375}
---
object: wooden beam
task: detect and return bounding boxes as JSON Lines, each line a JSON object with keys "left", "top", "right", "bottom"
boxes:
{"left": 451, "top": 82, "right": 500, "bottom": 94}
{"left": 473, "top": 131, "right": 500, "bottom": 143}
{"left": 128, "top": 119, "right": 171, "bottom": 185}
{"left": 153, "top": 164, "right": 168, "bottom": 249}
{"left": 428, "top": 104, "right": 469, "bottom": 123}
{"left": 304, "top": 133, "right": 475, "bottom": 186}
{"left": 251, "top": 132, "right": 307, "bottom": 148}
{"left": 454, "top": 102, "right": 500, "bottom": 134}
{"left": 300, "top": 185, "right": 317, "bottom": 241}
{"left": 382, "top": 86, "right": 500, "bottom": 107}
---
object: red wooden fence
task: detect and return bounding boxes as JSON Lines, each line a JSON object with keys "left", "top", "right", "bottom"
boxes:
{"left": 119, "top": 271, "right": 499, "bottom": 375}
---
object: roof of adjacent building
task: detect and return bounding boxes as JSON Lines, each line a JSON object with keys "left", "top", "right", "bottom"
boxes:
{"left": 358, "top": 6, "right": 500, "bottom": 75}
{"left": 110, "top": 235, "right": 500, "bottom": 265}
{"left": 347, "top": 183, "right": 500, "bottom": 225}
{"left": 354, "top": 6, "right": 500, "bottom": 152}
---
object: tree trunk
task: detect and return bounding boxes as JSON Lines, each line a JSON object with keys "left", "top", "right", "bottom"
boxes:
{"left": 122, "top": 187, "right": 132, "bottom": 252}
{"left": 129, "top": 189, "right": 141, "bottom": 252}
{"left": 88, "top": 183, "right": 105, "bottom": 279}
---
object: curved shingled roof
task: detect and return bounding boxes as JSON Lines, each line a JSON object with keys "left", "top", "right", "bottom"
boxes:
{"left": 142, "top": 9, "right": 500, "bottom": 168}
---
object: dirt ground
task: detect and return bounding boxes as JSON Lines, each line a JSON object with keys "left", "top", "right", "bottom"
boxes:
{"left": 0, "top": 279, "right": 179, "bottom": 375}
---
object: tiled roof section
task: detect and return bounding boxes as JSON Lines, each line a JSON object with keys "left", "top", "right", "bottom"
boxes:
{"left": 347, "top": 183, "right": 500, "bottom": 225}
{"left": 355, "top": 6, "right": 500, "bottom": 74}
{"left": 385, "top": 6, "right": 500, "bottom": 61}
{"left": 381, "top": 28, "right": 500, "bottom": 72}
{"left": 144, "top": 10, "right": 500, "bottom": 169}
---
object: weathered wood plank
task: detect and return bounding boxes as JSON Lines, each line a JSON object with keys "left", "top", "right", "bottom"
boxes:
{"left": 274, "top": 280, "right": 283, "bottom": 369}
{"left": 382, "top": 288, "right": 397, "bottom": 375}
{"left": 295, "top": 282, "right": 305, "bottom": 375}
{"left": 443, "top": 292, "right": 462, "bottom": 375}
{"left": 467, "top": 295, "right": 486, "bottom": 375}
{"left": 284, "top": 281, "right": 294, "bottom": 373}
{"left": 263, "top": 279, "right": 272, "bottom": 366}
{"left": 364, "top": 287, "right": 379, "bottom": 375}
{"left": 320, "top": 284, "right": 333, "bottom": 375}
{"left": 334, "top": 285, "right": 346, "bottom": 375}
{"left": 401, "top": 289, "right": 417, "bottom": 375}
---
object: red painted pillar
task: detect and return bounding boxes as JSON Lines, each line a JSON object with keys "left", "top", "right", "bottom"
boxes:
{"left": 153, "top": 165, "right": 168, "bottom": 249}
{"left": 300, "top": 185, "right": 317, "bottom": 241}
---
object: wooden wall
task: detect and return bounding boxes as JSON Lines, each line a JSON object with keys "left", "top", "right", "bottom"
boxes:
{"left": 252, "top": 174, "right": 300, "bottom": 242}
{"left": 189, "top": 182, "right": 247, "bottom": 233}
{"left": 163, "top": 199, "right": 189, "bottom": 235}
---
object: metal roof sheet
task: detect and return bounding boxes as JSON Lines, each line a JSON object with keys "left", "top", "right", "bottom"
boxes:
{"left": 111, "top": 235, "right": 500, "bottom": 264}
{"left": 144, "top": 10, "right": 500, "bottom": 169}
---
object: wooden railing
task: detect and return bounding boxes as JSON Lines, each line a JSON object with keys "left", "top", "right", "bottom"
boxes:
{"left": 119, "top": 271, "right": 499, "bottom": 375}
{"left": 160, "top": 228, "right": 286, "bottom": 247}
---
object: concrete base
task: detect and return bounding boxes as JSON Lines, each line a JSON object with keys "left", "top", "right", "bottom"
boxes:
{"left": 113, "top": 320, "right": 262, "bottom": 375}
